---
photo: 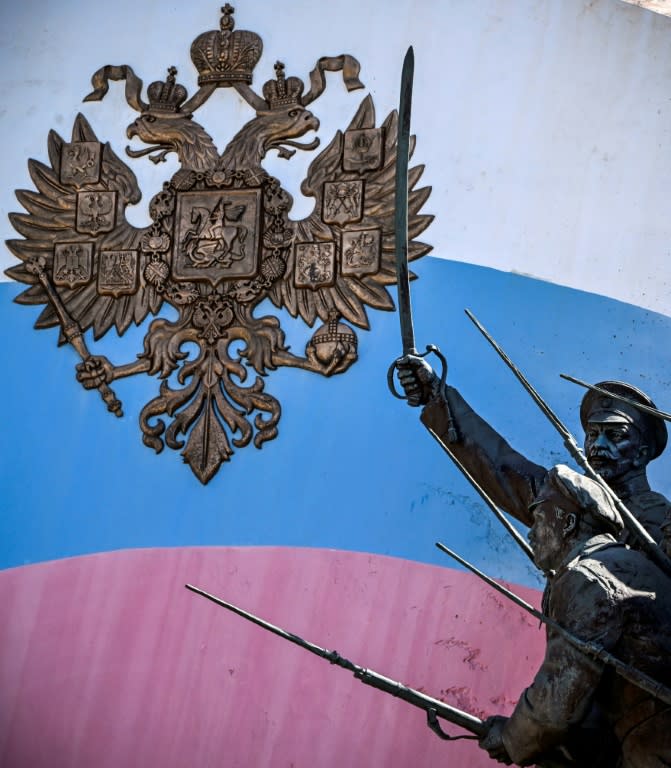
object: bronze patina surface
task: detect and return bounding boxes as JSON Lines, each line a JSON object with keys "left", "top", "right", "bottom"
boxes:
{"left": 5, "top": 5, "right": 433, "bottom": 484}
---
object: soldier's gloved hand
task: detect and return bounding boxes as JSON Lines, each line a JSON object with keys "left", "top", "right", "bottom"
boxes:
{"left": 479, "top": 716, "right": 513, "bottom": 765}
{"left": 76, "top": 355, "right": 114, "bottom": 390}
{"left": 395, "top": 354, "right": 439, "bottom": 407}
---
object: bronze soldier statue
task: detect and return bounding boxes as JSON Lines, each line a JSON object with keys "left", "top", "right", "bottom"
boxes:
{"left": 477, "top": 464, "right": 671, "bottom": 767}
{"left": 186, "top": 462, "right": 671, "bottom": 766}
{"left": 398, "top": 357, "right": 670, "bottom": 546}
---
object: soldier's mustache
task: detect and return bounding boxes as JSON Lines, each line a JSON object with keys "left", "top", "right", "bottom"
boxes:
{"left": 588, "top": 448, "right": 616, "bottom": 460}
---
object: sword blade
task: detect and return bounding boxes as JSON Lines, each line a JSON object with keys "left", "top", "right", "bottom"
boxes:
{"left": 394, "top": 46, "right": 416, "bottom": 355}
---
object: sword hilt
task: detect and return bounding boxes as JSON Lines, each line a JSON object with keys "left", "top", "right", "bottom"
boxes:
{"left": 387, "top": 345, "right": 457, "bottom": 441}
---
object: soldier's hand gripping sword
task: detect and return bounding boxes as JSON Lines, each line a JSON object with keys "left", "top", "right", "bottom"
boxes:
{"left": 25, "top": 256, "right": 123, "bottom": 417}
{"left": 386, "top": 48, "right": 456, "bottom": 441}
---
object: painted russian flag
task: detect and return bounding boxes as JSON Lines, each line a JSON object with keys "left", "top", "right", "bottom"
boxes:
{"left": 2, "top": 3, "right": 671, "bottom": 767}
{"left": 3, "top": 254, "right": 671, "bottom": 766}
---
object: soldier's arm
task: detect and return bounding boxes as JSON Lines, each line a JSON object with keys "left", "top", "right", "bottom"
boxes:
{"left": 501, "top": 635, "right": 604, "bottom": 765}
{"left": 501, "top": 568, "right": 621, "bottom": 765}
{"left": 422, "top": 386, "right": 547, "bottom": 526}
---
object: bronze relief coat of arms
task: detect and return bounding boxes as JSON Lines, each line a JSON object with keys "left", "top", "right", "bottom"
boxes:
{"left": 5, "top": 6, "right": 432, "bottom": 483}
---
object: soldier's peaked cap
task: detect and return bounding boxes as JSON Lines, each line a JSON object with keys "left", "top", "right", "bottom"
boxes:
{"left": 537, "top": 465, "right": 624, "bottom": 536}
{"left": 580, "top": 380, "right": 667, "bottom": 460}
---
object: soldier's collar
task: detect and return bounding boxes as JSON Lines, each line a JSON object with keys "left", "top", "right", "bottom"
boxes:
{"left": 609, "top": 471, "right": 650, "bottom": 500}
{"left": 553, "top": 534, "right": 618, "bottom": 577}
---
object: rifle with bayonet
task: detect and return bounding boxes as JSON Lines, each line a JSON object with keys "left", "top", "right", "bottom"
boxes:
{"left": 185, "top": 582, "right": 483, "bottom": 742}
{"left": 435, "top": 542, "right": 671, "bottom": 707}
{"left": 464, "top": 308, "right": 671, "bottom": 579}
{"left": 427, "top": 427, "right": 535, "bottom": 563}
{"left": 185, "top": 583, "right": 575, "bottom": 768}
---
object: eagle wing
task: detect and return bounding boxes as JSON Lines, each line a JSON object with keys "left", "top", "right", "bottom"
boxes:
{"left": 269, "top": 94, "right": 433, "bottom": 330}
{"left": 5, "top": 113, "right": 159, "bottom": 342}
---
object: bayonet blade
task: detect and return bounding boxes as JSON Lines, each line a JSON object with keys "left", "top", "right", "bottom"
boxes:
{"left": 394, "top": 46, "right": 416, "bottom": 355}
{"left": 185, "top": 582, "right": 486, "bottom": 738}
{"left": 560, "top": 374, "right": 671, "bottom": 423}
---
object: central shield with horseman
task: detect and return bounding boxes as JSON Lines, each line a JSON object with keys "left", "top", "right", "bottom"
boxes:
{"left": 173, "top": 188, "right": 262, "bottom": 285}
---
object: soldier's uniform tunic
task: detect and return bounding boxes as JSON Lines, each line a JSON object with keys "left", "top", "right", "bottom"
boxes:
{"left": 501, "top": 534, "right": 671, "bottom": 767}
{"left": 421, "top": 388, "right": 671, "bottom": 544}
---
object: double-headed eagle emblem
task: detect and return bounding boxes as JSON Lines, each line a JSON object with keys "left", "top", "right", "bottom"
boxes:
{"left": 6, "top": 6, "right": 432, "bottom": 483}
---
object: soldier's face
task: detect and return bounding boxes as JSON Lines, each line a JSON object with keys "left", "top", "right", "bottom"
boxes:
{"left": 584, "top": 420, "right": 647, "bottom": 482}
{"left": 528, "top": 493, "right": 577, "bottom": 572}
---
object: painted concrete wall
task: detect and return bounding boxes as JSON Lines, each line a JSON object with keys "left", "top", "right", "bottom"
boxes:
{"left": 3, "top": 0, "right": 671, "bottom": 313}
{"left": 2, "top": 2, "right": 671, "bottom": 767}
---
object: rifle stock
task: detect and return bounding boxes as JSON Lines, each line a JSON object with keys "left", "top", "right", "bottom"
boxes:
{"left": 354, "top": 666, "right": 485, "bottom": 737}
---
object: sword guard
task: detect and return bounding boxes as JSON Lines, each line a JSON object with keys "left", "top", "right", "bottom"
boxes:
{"left": 387, "top": 343, "right": 448, "bottom": 405}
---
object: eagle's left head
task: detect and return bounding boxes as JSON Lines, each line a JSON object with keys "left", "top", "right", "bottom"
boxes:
{"left": 119, "top": 66, "right": 219, "bottom": 172}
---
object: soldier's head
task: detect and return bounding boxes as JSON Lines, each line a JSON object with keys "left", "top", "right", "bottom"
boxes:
{"left": 528, "top": 465, "right": 623, "bottom": 573}
{"left": 581, "top": 381, "right": 667, "bottom": 485}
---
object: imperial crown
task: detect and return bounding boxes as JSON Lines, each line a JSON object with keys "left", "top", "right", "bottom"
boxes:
{"left": 263, "top": 62, "right": 305, "bottom": 110}
{"left": 190, "top": 5, "right": 262, "bottom": 87}
{"left": 147, "top": 67, "right": 188, "bottom": 113}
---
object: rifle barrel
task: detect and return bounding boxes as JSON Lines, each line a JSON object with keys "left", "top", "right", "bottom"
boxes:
{"left": 560, "top": 374, "right": 671, "bottom": 423}
{"left": 435, "top": 542, "right": 540, "bottom": 619}
{"left": 464, "top": 309, "right": 570, "bottom": 441}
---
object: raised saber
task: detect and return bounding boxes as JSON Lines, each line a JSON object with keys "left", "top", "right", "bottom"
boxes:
{"left": 394, "top": 45, "right": 416, "bottom": 357}
{"left": 387, "top": 49, "right": 453, "bottom": 441}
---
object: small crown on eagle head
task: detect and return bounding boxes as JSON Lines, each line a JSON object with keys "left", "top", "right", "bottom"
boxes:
{"left": 263, "top": 62, "right": 305, "bottom": 110}
{"left": 146, "top": 67, "right": 188, "bottom": 113}
{"left": 190, "top": 4, "right": 263, "bottom": 87}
